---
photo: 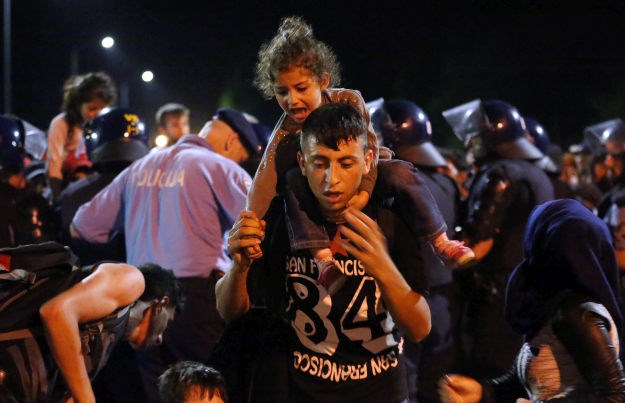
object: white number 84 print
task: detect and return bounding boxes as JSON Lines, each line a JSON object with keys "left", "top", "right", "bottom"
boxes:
{"left": 286, "top": 274, "right": 397, "bottom": 356}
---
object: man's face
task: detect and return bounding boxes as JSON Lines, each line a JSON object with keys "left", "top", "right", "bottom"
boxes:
{"left": 162, "top": 114, "right": 190, "bottom": 142}
{"left": 605, "top": 140, "right": 625, "bottom": 180}
{"left": 465, "top": 134, "right": 487, "bottom": 164}
{"left": 297, "top": 135, "right": 372, "bottom": 217}
{"left": 128, "top": 298, "right": 175, "bottom": 350}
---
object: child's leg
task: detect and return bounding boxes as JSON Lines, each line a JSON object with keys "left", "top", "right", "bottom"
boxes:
{"left": 375, "top": 160, "right": 474, "bottom": 267}
{"left": 284, "top": 168, "right": 331, "bottom": 251}
{"left": 284, "top": 168, "right": 346, "bottom": 293}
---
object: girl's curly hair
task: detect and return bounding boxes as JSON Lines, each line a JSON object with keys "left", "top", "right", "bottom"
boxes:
{"left": 254, "top": 16, "right": 341, "bottom": 99}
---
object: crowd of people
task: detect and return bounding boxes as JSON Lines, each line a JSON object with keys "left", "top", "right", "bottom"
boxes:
{"left": 1, "top": 14, "right": 625, "bottom": 403}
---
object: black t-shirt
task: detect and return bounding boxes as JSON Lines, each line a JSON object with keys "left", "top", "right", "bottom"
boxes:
{"left": 253, "top": 199, "right": 427, "bottom": 403}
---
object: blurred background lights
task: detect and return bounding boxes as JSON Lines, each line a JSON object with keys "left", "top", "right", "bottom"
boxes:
{"left": 101, "top": 36, "right": 115, "bottom": 49}
{"left": 141, "top": 71, "right": 154, "bottom": 82}
{"left": 155, "top": 134, "right": 169, "bottom": 148}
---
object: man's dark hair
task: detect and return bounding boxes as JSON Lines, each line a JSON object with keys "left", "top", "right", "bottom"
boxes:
{"left": 158, "top": 361, "right": 228, "bottom": 403}
{"left": 301, "top": 103, "right": 367, "bottom": 151}
{"left": 137, "top": 263, "right": 183, "bottom": 311}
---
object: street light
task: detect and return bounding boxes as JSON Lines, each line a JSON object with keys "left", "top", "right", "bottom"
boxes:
{"left": 101, "top": 36, "right": 114, "bottom": 49}
{"left": 141, "top": 70, "right": 154, "bottom": 83}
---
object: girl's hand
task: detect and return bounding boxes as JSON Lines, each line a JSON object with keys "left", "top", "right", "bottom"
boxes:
{"left": 228, "top": 211, "right": 266, "bottom": 268}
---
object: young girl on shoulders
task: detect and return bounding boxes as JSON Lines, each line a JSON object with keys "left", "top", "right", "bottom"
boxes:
{"left": 248, "top": 16, "right": 473, "bottom": 291}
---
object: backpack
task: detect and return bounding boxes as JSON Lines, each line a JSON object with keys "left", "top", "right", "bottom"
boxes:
{"left": 0, "top": 242, "right": 80, "bottom": 403}
{"left": 0, "top": 241, "right": 80, "bottom": 332}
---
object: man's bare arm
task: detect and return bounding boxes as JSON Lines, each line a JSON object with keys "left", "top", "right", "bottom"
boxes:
{"left": 215, "top": 211, "right": 265, "bottom": 321}
{"left": 39, "top": 263, "right": 144, "bottom": 403}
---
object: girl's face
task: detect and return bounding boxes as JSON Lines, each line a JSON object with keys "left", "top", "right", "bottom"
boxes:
{"left": 80, "top": 98, "right": 109, "bottom": 122}
{"left": 273, "top": 67, "right": 329, "bottom": 124}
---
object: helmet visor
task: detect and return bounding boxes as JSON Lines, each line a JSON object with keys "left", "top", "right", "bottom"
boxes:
{"left": 584, "top": 118, "right": 625, "bottom": 155}
{"left": 442, "top": 99, "right": 485, "bottom": 145}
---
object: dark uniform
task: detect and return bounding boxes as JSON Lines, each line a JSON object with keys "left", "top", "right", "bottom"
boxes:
{"left": 525, "top": 117, "right": 575, "bottom": 200}
{"left": 371, "top": 99, "right": 462, "bottom": 402}
{"left": 443, "top": 99, "right": 554, "bottom": 378}
{"left": 0, "top": 115, "right": 56, "bottom": 248}
{"left": 586, "top": 118, "right": 625, "bottom": 307}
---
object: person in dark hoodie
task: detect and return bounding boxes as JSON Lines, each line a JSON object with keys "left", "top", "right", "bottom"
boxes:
{"left": 439, "top": 198, "right": 625, "bottom": 402}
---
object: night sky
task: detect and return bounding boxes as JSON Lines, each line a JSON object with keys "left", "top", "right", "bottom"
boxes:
{"left": 4, "top": 0, "right": 625, "bottom": 150}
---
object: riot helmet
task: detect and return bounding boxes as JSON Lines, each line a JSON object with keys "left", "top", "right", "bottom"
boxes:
{"left": 365, "top": 97, "right": 385, "bottom": 146}
{"left": 525, "top": 117, "right": 558, "bottom": 173}
{"left": 0, "top": 114, "right": 26, "bottom": 175}
{"left": 442, "top": 99, "right": 543, "bottom": 162}
{"left": 365, "top": 97, "right": 385, "bottom": 118}
{"left": 584, "top": 118, "right": 625, "bottom": 184}
{"left": 584, "top": 118, "right": 625, "bottom": 156}
{"left": 524, "top": 117, "right": 551, "bottom": 155}
{"left": 84, "top": 107, "right": 149, "bottom": 165}
{"left": 371, "top": 99, "right": 446, "bottom": 167}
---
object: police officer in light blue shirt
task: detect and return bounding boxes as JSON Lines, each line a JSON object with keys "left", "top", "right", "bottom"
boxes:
{"left": 71, "top": 107, "right": 265, "bottom": 403}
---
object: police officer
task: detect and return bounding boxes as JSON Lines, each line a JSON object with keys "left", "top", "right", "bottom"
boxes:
{"left": 442, "top": 99, "right": 555, "bottom": 378}
{"left": 71, "top": 107, "right": 262, "bottom": 402}
{"left": 525, "top": 116, "right": 575, "bottom": 199}
{"left": 586, "top": 118, "right": 625, "bottom": 302}
{"left": 372, "top": 99, "right": 462, "bottom": 403}
{"left": 56, "top": 107, "right": 149, "bottom": 265}
{"left": 586, "top": 118, "right": 625, "bottom": 217}
{"left": 0, "top": 115, "right": 56, "bottom": 247}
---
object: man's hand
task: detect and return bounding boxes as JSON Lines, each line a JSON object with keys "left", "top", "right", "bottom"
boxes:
{"left": 335, "top": 208, "right": 394, "bottom": 280}
{"left": 229, "top": 211, "right": 265, "bottom": 271}
{"left": 336, "top": 208, "right": 431, "bottom": 342}
{"left": 438, "top": 374, "right": 482, "bottom": 403}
